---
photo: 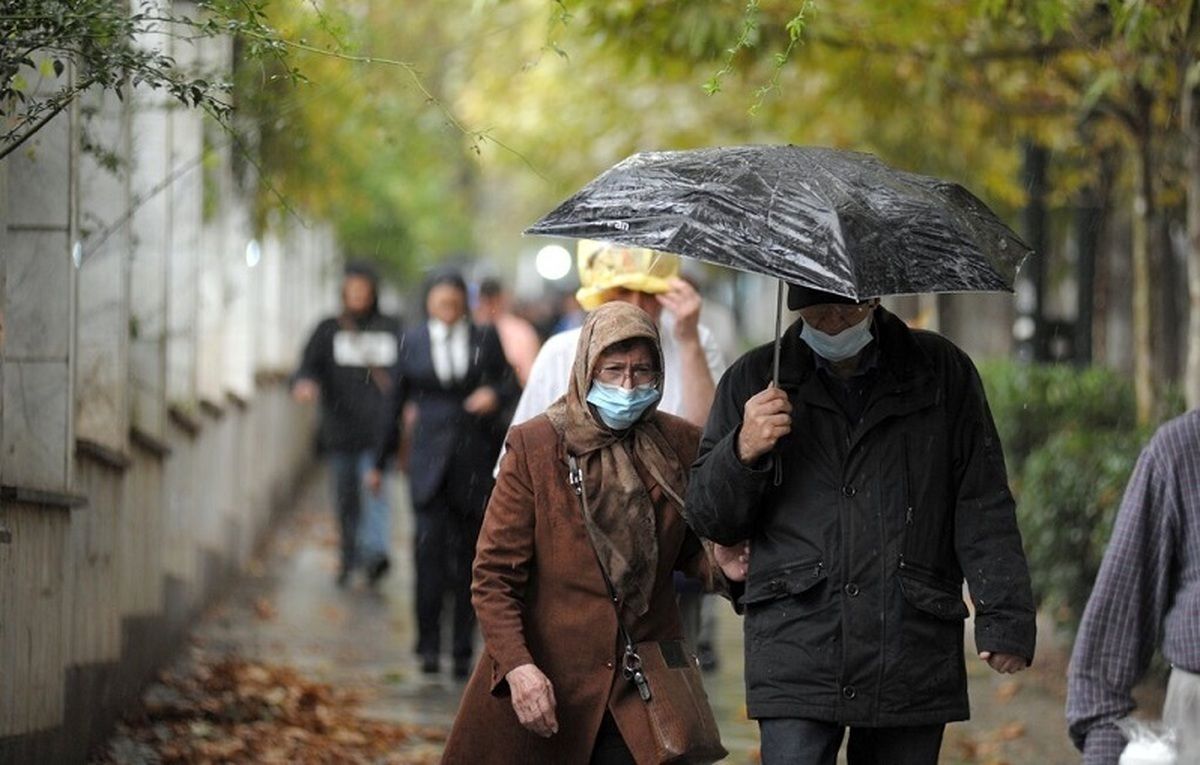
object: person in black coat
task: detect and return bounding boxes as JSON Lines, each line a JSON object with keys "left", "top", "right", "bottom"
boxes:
{"left": 292, "top": 261, "right": 402, "bottom": 588}
{"left": 368, "top": 269, "right": 517, "bottom": 678}
{"left": 684, "top": 285, "right": 1036, "bottom": 765}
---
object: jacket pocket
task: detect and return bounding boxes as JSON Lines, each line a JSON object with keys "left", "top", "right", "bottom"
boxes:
{"left": 898, "top": 572, "right": 969, "bottom": 621}
{"left": 740, "top": 558, "right": 826, "bottom": 607}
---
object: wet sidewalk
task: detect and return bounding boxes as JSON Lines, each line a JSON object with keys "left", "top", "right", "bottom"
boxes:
{"left": 98, "top": 470, "right": 1080, "bottom": 764}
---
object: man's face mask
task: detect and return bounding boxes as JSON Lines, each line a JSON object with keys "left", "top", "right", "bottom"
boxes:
{"left": 800, "top": 310, "right": 875, "bottom": 362}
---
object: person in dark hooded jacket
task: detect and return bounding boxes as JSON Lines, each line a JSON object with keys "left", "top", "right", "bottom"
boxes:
{"left": 684, "top": 285, "right": 1036, "bottom": 765}
{"left": 292, "top": 261, "right": 402, "bottom": 588}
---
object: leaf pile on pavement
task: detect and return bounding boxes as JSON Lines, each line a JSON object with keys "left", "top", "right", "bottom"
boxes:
{"left": 96, "top": 655, "right": 446, "bottom": 764}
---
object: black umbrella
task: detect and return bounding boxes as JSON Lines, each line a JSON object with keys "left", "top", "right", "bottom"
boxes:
{"left": 526, "top": 145, "right": 1032, "bottom": 382}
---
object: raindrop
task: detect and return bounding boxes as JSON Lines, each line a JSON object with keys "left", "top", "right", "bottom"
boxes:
{"left": 71, "top": 241, "right": 83, "bottom": 269}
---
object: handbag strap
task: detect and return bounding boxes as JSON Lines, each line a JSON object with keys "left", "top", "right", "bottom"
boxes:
{"left": 567, "top": 453, "right": 653, "bottom": 701}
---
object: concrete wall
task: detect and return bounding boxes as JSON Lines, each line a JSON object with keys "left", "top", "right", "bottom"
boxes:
{"left": 0, "top": 21, "right": 340, "bottom": 763}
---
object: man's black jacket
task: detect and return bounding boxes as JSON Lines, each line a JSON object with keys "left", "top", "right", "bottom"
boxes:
{"left": 685, "top": 308, "right": 1036, "bottom": 726}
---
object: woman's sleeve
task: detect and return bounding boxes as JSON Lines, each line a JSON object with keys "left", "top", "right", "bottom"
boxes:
{"left": 471, "top": 428, "right": 538, "bottom": 694}
{"left": 676, "top": 531, "right": 739, "bottom": 602}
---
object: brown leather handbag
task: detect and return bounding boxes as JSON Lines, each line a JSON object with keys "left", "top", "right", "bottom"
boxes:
{"left": 568, "top": 455, "right": 728, "bottom": 765}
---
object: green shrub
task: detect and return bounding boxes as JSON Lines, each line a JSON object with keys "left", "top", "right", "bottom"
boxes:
{"left": 978, "top": 360, "right": 1137, "bottom": 474}
{"left": 1016, "top": 428, "right": 1144, "bottom": 631}
{"left": 976, "top": 361, "right": 1181, "bottom": 636}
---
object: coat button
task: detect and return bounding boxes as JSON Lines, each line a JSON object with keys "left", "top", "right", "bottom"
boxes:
{"left": 844, "top": 583, "right": 860, "bottom": 597}
{"left": 842, "top": 484, "right": 856, "bottom": 498}
{"left": 842, "top": 685, "right": 856, "bottom": 700}
{"left": 769, "top": 579, "right": 784, "bottom": 591}
{"left": 606, "top": 660, "right": 614, "bottom": 669}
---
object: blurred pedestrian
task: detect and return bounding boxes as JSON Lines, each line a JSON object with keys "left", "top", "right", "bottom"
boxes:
{"left": 441, "top": 302, "right": 743, "bottom": 764}
{"left": 291, "top": 261, "right": 401, "bottom": 588}
{"left": 368, "top": 269, "right": 516, "bottom": 678}
{"left": 551, "top": 290, "right": 585, "bottom": 335}
{"left": 685, "top": 285, "right": 1036, "bottom": 765}
{"left": 509, "top": 240, "right": 726, "bottom": 434}
{"left": 473, "top": 276, "right": 540, "bottom": 387}
{"left": 1067, "top": 410, "right": 1200, "bottom": 764}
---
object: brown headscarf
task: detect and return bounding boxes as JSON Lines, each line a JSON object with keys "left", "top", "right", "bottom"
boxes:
{"left": 544, "top": 302, "right": 690, "bottom": 617}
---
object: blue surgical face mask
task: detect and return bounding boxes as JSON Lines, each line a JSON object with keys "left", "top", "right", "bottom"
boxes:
{"left": 586, "top": 380, "right": 661, "bottom": 430}
{"left": 801, "top": 312, "right": 874, "bottom": 362}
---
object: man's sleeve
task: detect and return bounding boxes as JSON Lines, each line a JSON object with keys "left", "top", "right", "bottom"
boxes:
{"left": 507, "top": 333, "right": 571, "bottom": 430}
{"left": 374, "top": 341, "right": 409, "bottom": 470}
{"left": 699, "top": 324, "right": 728, "bottom": 382}
{"left": 952, "top": 358, "right": 1037, "bottom": 662}
{"left": 1066, "top": 442, "right": 1178, "bottom": 764}
{"left": 480, "top": 326, "right": 519, "bottom": 405}
{"left": 292, "top": 319, "right": 329, "bottom": 386}
{"left": 494, "top": 333, "right": 571, "bottom": 474}
{"left": 684, "top": 361, "right": 771, "bottom": 545}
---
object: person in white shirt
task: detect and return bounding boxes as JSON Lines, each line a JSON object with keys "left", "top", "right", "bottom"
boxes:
{"left": 504, "top": 242, "right": 728, "bottom": 668}
{"left": 508, "top": 243, "right": 726, "bottom": 432}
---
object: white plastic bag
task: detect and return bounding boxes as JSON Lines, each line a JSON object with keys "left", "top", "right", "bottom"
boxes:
{"left": 1116, "top": 718, "right": 1178, "bottom": 765}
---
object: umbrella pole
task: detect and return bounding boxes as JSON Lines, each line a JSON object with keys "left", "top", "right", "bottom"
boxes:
{"left": 772, "top": 280, "right": 785, "bottom": 487}
{"left": 772, "top": 280, "right": 784, "bottom": 386}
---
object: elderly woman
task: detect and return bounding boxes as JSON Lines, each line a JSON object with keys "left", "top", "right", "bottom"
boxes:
{"left": 441, "top": 302, "right": 745, "bottom": 764}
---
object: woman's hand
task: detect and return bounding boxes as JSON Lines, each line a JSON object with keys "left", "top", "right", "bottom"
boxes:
{"left": 464, "top": 386, "right": 500, "bottom": 415}
{"left": 506, "top": 663, "right": 558, "bottom": 737}
{"left": 713, "top": 541, "right": 750, "bottom": 582}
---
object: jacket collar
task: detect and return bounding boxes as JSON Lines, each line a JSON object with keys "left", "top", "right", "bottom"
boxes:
{"left": 781, "top": 308, "right": 940, "bottom": 446}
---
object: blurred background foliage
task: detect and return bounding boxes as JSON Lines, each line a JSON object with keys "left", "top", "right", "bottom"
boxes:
{"left": 981, "top": 359, "right": 1184, "bottom": 635}
{"left": 11, "top": 0, "right": 1199, "bottom": 633}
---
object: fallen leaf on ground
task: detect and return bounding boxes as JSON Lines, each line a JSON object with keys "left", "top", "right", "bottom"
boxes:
{"left": 997, "top": 721, "right": 1026, "bottom": 740}
{"left": 91, "top": 656, "right": 447, "bottom": 764}
{"left": 994, "top": 679, "right": 1021, "bottom": 703}
{"left": 253, "top": 598, "right": 277, "bottom": 620}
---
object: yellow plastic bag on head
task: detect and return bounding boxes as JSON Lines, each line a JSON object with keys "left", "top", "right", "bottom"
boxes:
{"left": 575, "top": 240, "right": 679, "bottom": 310}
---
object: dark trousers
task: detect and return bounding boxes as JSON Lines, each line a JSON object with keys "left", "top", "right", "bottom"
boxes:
{"left": 413, "top": 479, "right": 487, "bottom": 662}
{"left": 589, "top": 713, "right": 635, "bottom": 765}
{"left": 329, "top": 452, "right": 364, "bottom": 574}
{"left": 759, "top": 718, "right": 945, "bottom": 765}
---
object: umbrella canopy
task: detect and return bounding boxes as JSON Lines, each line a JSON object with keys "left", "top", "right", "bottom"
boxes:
{"left": 525, "top": 145, "right": 1032, "bottom": 300}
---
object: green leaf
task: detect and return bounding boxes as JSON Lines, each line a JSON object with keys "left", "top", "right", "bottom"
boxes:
{"left": 1080, "top": 69, "right": 1121, "bottom": 114}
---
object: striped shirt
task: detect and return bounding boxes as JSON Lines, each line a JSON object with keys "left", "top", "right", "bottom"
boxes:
{"left": 1066, "top": 410, "right": 1200, "bottom": 764}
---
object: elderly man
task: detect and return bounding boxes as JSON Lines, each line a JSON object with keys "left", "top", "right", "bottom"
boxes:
{"left": 684, "top": 285, "right": 1036, "bottom": 765}
{"left": 1067, "top": 410, "right": 1200, "bottom": 764}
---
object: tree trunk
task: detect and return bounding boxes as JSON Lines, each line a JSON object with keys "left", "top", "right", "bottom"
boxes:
{"left": 1021, "top": 141, "right": 1050, "bottom": 361}
{"left": 1184, "top": 64, "right": 1200, "bottom": 409}
{"left": 1073, "top": 169, "right": 1102, "bottom": 366}
{"left": 1132, "top": 96, "right": 1158, "bottom": 424}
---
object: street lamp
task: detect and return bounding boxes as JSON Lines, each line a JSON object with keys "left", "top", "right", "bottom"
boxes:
{"left": 535, "top": 244, "right": 571, "bottom": 281}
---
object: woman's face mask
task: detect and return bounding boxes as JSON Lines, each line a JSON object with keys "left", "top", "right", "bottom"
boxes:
{"left": 586, "top": 343, "right": 661, "bottom": 429}
{"left": 587, "top": 380, "right": 661, "bottom": 430}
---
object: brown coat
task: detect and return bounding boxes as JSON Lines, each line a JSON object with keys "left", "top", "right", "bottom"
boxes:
{"left": 441, "top": 412, "right": 718, "bottom": 764}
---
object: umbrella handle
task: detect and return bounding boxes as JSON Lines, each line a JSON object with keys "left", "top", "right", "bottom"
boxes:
{"left": 772, "top": 281, "right": 784, "bottom": 487}
{"left": 772, "top": 281, "right": 783, "bottom": 387}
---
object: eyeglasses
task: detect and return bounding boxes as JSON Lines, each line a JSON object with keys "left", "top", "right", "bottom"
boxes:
{"left": 595, "top": 364, "right": 659, "bottom": 386}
